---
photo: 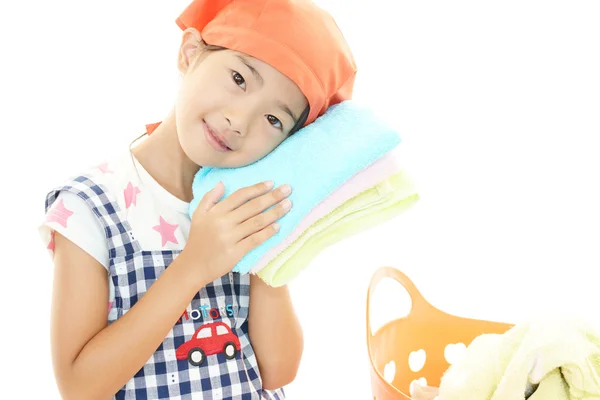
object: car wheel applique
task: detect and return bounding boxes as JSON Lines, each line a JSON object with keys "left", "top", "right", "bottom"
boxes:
{"left": 187, "top": 347, "right": 206, "bottom": 366}
{"left": 176, "top": 321, "right": 241, "bottom": 366}
{"left": 223, "top": 341, "right": 237, "bottom": 360}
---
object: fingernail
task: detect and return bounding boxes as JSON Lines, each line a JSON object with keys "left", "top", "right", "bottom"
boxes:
{"left": 273, "top": 222, "right": 280, "bottom": 231}
{"left": 265, "top": 180, "right": 274, "bottom": 189}
{"left": 282, "top": 199, "right": 292, "bottom": 210}
{"left": 281, "top": 184, "right": 292, "bottom": 195}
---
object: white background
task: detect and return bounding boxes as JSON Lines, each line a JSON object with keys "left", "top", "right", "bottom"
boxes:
{"left": 1, "top": 0, "right": 599, "bottom": 398}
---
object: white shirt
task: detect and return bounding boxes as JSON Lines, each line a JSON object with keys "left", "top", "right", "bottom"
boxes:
{"left": 40, "top": 149, "right": 193, "bottom": 269}
{"left": 39, "top": 149, "right": 194, "bottom": 317}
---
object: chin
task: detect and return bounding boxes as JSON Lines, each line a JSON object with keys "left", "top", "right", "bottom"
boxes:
{"left": 178, "top": 140, "right": 214, "bottom": 167}
{"left": 190, "top": 155, "right": 233, "bottom": 169}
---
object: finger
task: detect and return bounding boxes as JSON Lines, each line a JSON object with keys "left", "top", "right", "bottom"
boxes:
{"left": 214, "top": 181, "right": 274, "bottom": 213}
{"left": 234, "top": 198, "right": 291, "bottom": 241}
{"left": 199, "top": 181, "right": 225, "bottom": 212}
{"left": 231, "top": 184, "right": 292, "bottom": 224}
{"left": 236, "top": 222, "right": 281, "bottom": 257}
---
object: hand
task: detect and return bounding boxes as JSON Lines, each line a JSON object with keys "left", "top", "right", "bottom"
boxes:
{"left": 185, "top": 180, "right": 292, "bottom": 282}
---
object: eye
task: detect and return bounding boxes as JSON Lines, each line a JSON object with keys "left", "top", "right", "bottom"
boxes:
{"left": 266, "top": 115, "right": 282, "bottom": 129}
{"left": 232, "top": 71, "right": 246, "bottom": 90}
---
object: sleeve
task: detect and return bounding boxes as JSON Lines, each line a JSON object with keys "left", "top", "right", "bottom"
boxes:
{"left": 39, "top": 190, "right": 110, "bottom": 271}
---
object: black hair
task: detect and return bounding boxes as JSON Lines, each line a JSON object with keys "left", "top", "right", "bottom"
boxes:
{"left": 289, "top": 106, "right": 310, "bottom": 135}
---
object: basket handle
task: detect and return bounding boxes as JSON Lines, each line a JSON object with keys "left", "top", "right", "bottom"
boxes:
{"left": 366, "top": 266, "right": 432, "bottom": 342}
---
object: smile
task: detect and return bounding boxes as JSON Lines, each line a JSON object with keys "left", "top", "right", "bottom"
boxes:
{"left": 203, "top": 120, "right": 231, "bottom": 152}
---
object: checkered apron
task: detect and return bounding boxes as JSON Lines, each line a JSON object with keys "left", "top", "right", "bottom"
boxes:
{"left": 45, "top": 174, "right": 286, "bottom": 400}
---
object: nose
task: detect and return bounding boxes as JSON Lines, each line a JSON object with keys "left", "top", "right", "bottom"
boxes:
{"left": 225, "top": 117, "right": 243, "bottom": 137}
{"left": 224, "top": 108, "right": 252, "bottom": 138}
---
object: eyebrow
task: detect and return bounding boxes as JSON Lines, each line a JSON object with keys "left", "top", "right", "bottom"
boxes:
{"left": 235, "top": 54, "right": 298, "bottom": 125}
{"left": 277, "top": 101, "right": 298, "bottom": 125}
{"left": 235, "top": 55, "right": 263, "bottom": 86}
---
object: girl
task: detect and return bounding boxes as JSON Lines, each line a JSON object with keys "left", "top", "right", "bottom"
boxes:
{"left": 39, "top": 0, "right": 356, "bottom": 399}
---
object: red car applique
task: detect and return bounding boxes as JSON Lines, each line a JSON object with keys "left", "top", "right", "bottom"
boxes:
{"left": 176, "top": 321, "right": 241, "bottom": 366}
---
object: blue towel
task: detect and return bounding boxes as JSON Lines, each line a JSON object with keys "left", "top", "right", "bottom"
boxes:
{"left": 189, "top": 100, "right": 401, "bottom": 274}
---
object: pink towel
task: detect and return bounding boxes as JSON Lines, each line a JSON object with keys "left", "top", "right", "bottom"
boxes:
{"left": 251, "top": 149, "right": 401, "bottom": 274}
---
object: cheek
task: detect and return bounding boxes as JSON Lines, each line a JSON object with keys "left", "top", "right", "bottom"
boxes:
{"left": 175, "top": 86, "right": 196, "bottom": 118}
{"left": 178, "top": 78, "right": 236, "bottom": 118}
{"left": 179, "top": 79, "right": 205, "bottom": 111}
{"left": 177, "top": 72, "right": 211, "bottom": 109}
{"left": 249, "top": 129, "right": 283, "bottom": 155}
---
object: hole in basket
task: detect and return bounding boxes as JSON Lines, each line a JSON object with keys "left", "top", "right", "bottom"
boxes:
{"left": 383, "top": 360, "right": 395, "bottom": 383}
{"left": 408, "top": 349, "right": 426, "bottom": 372}
{"left": 444, "top": 342, "right": 467, "bottom": 365}
{"left": 369, "top": 278, "right": 412, "bottom": 335}
{"left": 409, "top": 377, "right": 428, "bottom": 397}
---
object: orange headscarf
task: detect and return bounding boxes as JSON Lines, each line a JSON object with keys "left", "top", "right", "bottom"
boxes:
{"left": 147, "top": 0, "right": 356, "bottom": 133}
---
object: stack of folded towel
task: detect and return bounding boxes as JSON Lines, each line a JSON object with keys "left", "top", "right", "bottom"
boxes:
{"left": 189, "top": 100, "right": 420, "bottom": 286}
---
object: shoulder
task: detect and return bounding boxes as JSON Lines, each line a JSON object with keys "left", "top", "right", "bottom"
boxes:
{"left": 44, "top": 150, "right": 135, "bottom": 214}
{"left": 41, "top": 190, "right": 110, "bottom": 270}
{"left": 40, "top": 150, "right": 135, "bottom": 269}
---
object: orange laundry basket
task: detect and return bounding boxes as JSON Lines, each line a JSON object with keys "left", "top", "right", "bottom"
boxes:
{"left": 366, "top": 266, "right": 513, "bottom": 399}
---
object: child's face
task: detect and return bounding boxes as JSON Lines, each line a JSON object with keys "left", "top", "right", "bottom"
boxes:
{"left": 175, "top": 35, "right": 309, "bottom": 168}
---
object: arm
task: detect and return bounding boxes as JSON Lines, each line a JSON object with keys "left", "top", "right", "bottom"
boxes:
{"left": 248, "top": 274, "right": 304, "bottom": 390}
{"left": 51, "top": 232, "right": 210, "bottom": 400}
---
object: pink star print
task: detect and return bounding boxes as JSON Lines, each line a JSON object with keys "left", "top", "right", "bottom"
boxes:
{"left": 97, "top": 162, "right": 113, "bottom": 174}
{"left": 47, "top": 230, "right": 55, "bottom": 252}
{"left": 153, "top": 217, "right": 179, "bottom": 247}
{"left": 124, "top": 182, "right": 141, "bottom": 209}
{"left": 45, "top": 199, "right": 74, "bottom": 228}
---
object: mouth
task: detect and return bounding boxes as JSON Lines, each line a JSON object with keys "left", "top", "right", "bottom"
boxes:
{"left": 203, "top": 120, "right": 232, "bottom": 152}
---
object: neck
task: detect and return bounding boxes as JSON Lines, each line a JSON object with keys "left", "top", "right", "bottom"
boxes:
{"left": 131, "top": 111, "right": 200, "bottom": 203}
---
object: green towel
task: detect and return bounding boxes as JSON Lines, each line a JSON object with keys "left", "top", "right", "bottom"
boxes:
{"left": 256, "top": 170, "right": 420, "bottom": 287}
{"left": 438, "top": 316, "right": 600, "bottom": 400}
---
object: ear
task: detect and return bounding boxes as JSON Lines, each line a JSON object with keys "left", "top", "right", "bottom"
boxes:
{"left": 177, "top": 28, "right": 205, "bottom": 74}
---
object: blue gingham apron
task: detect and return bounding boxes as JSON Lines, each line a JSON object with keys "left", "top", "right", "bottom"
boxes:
{"left": 45, "top": 173, "right": 286, "bottom": 400}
